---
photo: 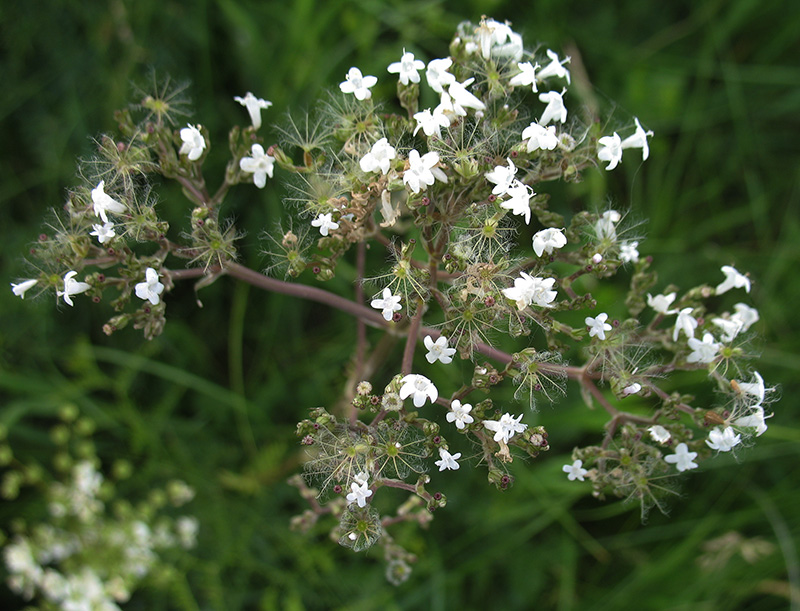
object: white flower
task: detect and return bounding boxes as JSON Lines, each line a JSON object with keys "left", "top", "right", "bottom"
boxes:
{"left": 595, "top": 210, "right": 621, "bottom": 241}
{"left": 620, "top": 117, "right": 654, "bottom": 160}
{"left": 435, "top": 447, "right": 461, "bottom": 471}
{"left": 585, "top": 313, "right": 612, "bottom": 340}
{"left": 532, "top": 227, "right": 567, "bottom": 257}
{"left": 686, "top": 332, "right": 720, "bottom": 364}
{"left": 446, "top": 400, "right": 474, "bottom": 430}
{"left": 346, "top": 481, "right": 373, "bottom": 507}
{"left": 239, "top": 143, "right": 275, "bottom": 188}
{"left": 403, "top": 149, "right": 446, "bottom": 194}
{"left": 447, "top": 78, "right": 486, "bottom": 115}
{"left": 476, "top": 18, "right": 523, "bottom": 61}
{"left": 712, "top": 317, "right": 743, "bottom": 343}
{"left": 134, "top": 267, "right": 164, "bottom": 305}
{"left": 57, "top": 271, "right": 90, "bottom": 306}
{"left": 622, "top": 382, "right": 642, "bottom": 396}
{"left": 509, "top": 61, "right": 539, "bottom": 90}
{"left": 664, "top": 443, "right": 698, "bottom": 472}
{"left": 233, "top": 92, "right": 272, "bottom": 129}
{"left": 339, "top": 67, "right": 377, "bottom": 100}
{"left": 673, "top": 307, "right": 698, "bottom": 341}
{"left": 91, "top": 180, "right": 126, "bottom": 223}
{"left": 353, "top": 471, "right": 370, "bottom": 486}
{"left": 370, "top": 288, "right": 402, "bottom": 321}
{"left": 562, "top": 459, "right": 588, "bottom": 481}
{"left": 647, "top": 292, "right": 677, "bottom": 315}
{"left": 425, "top": 57, "right": 456, "bottom": 94}
{"left": 483, "top": 412, "right": 527, "bottom": 444}
{"left": 716, "top": 265, "right": 751, "bottom": 295}
{"left": 424, "top": 335, "right": 456, "bottom": 364}
{"left": 648, "top": 425, "right": 671, "bottom": 443}
{"left": 11, "top": 279, "right": 38, "bottom": 299}
{"left": 412, "top": 108, "right": 450, "bottom": 139}
{"left": 737, "top": 371, "right": 767, "bottom": 406}
{"left": 498, "top": 180, "right": 534, "bottom": 224}
{"left": 620, "top": 241, "right": 639, "bottom": 263}
{"left": 537, "top": 49, "right": 571, "bottom": 84}
{"left": 734, "top": 406, "right": 770, "bottom": 437}
{"left": 398, "top": 374, "right": 438, "bottom": 407}
{"left": 521, "top": 122, "right": 558, "bottom": 152}
{"left": 360, "top": 137, "right": 397, "bottom": 174}
{"left": 179, "top": 124, "right": 206, "bottom": 161}
{"left": 485, "top": 158, "right": 517, "bottom": 196}
{"left": 311, "top": 212, "right": 339, "bottom": 237}
{"left": 538, "top": 89, "right": 567, "bottom": 125}
{"left": 598, "top": 132, "right": 623, "bottom": 170}
{"left": 388, "top": 49, "right": 425, "bottom": 85}
{"left": 502, "top": 272, "right": 557, "bottom": 310}
{"left": 732, "top": 303, "right": 759, "bottom": 332}
{"left": 706, "top": 426, "right": 741, "bottom": 452}
{"left": 90, "top": 221, "right": 115, "bottom": 244}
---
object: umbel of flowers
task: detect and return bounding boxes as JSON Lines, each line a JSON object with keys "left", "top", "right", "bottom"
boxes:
{"left": 11, "top": 17, "right": 774, "bottom": 584}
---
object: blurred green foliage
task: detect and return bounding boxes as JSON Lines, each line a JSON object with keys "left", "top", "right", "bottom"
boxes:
{"left": 1, "top": 0, "right": 799, "bottom": 609}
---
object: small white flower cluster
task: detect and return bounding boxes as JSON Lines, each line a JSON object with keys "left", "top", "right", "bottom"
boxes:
{"left": 3, "top": 461, "right": 198, "bottom": 609}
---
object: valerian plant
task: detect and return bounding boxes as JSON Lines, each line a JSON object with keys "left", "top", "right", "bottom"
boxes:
{"left": 10, "top": 18, "right": 775, "bottom": 585}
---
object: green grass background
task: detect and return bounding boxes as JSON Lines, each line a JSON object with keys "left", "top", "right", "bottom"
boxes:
{"left": 1, "top": 0, "right": 799, "bottom": 609}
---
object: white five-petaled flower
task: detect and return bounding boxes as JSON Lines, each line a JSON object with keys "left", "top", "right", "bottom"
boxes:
{"left": 732, "top": 303, "right": 759, "bottom": 332}
{"left": 446, "top": 400, "right": 474, "bottom": 430}
{"left": 563, "top": 459, "right": 588, "bottom": 481}
{"left": 484, "top": 412, "right": 527, "bottom": 444}
{"left": 346, "top": 481, "right": 373, "bottom": 508}
{"left": 734, "top": 406, "right": 770, "bottom": 437}
{"left": 620, "top": 117, "right": 654, "bottom": 160}
{"left": 620, "top": 241, "right": 639, "bottom": 263}
{"left": 499, "top": 180, "right": 534, "bottom": 224}
{"left": 648, "top": 425, "right": 671, "bottom": 444}
{"left": 712, "top": 317, "right": 743, "bottom": 343}
{"left": 475, "top": 18, "right": 523, "bottom": 61}
{"left": 309, "top": 214, "right": 337, "bottom": 238}
{"left": 398, "top": 374, "right": 438, "bottom": 408}
{"left": 595, "top": 210, "right": 621, "bottom": 241}
{"left": 532, "top": 227, "right": 567, "bottom": 257}
{"left": 664, "top": 443, "right": 698, "bottom": 472}
{"left": 403, "top": 149, "right": 447, "bottom": 194}
{"left": 425, "top": 57, "right": 457, "bottom": 94}
{"left": 91, "top": 180, "right": 126, "bottom": 223}
{"left": 447, "top": 78, "right": 486, "bottom": 115}
{"left": 716, "top": 265, "right": 751, "bottom": 295}
{"left": 502, "top": 272, "right": 557, "bottom": 310}
{"left": 522, "top": 122, "right": 558, "bottom": 152}
{"left": 737, "top": 371, "right": 768, "bottom": 406}
{"left": 233, "top": 92, "right": 272, "bottom": 130}
{"left": 134, "top": 267, "right": 164, "bottom": 305}
{"left": 485, "top": 158, "right": 517, "bottom": 196}
{"left": 424, "top": 335, "right": 456, "bottom": 364}
{"left": 509, "top": 61, "right": 540, "bottom": 90}
{"left": 412, "top": 108, "right": 450, "bottom": 139}
{"left": 706, "top": 426, "right": 741, "bottom": 452}
{"left": 370, "top": 288, "right": 402, "bottom": 321}
{"left": 435, "top": 447, "right": 461, "bottom": 471}
{"left": 585, "top": 313, "right": 612, "bottom": 340}
{"left": 598, "top": 132, "right": 623, "bottom": 171}
{"left": 11, "top": 279, "right": 38, "bottom": 299}
{"left": 647, "top": 292, "right": 677, "bottom": 315}
{"left": 537, "top": 49, "right": 571, "bottom": 84}
{"left": 360, "top": 137, "right": 397, "bottom": 174}
{"left": 179, "top": 124, "right": 206, "bottom": 161}
{"left": 90, "top": 221, "right": 115, "bottom": 244}
{"left": 388, "top": 49, "right": 425, "bottom": 85}
{"left": 57, "top": 271, "right": 90, "bottom": 307}
{"left": 673, "top": 307, "right": 698, "bottom": 341}
{"left": 538, "top": 89, "right": 567, "bottom": 125}
{"left": 686, "top": 332, "right": 720, "bottom": 364}
{"left": 239, "top": 143, "right": 275, "bottom": 189}
{"left": 339, "top": 67, "right": 377, "bottom": 100}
